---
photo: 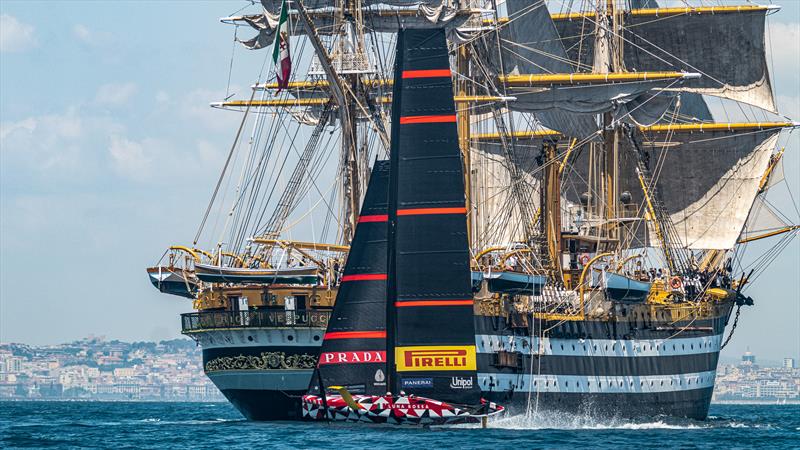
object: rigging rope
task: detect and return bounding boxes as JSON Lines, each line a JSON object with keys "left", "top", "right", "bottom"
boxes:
{"left": 193, "top": 86, "right": 258, "bottom": 246}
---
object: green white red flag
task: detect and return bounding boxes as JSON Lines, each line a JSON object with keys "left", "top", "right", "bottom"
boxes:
{"left": 272, "top": 0, "right": 291, "bottom": 93}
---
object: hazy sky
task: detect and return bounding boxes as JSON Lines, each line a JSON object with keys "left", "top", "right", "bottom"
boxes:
{"left": 1, "top": 1, "right": 798, "bottom": 361}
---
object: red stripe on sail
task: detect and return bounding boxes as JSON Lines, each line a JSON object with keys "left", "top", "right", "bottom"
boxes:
{"left": 340, "top": 273, "right": 387, "bottom": 282}
{"left": 397, "top": 207, "right": 466, "bottom": 216}
{"left": 358, "top": 214, "right": 389, "bottom": 223}
{"left": 399, "top": 115, "right": 457, "bottom": 124}
{"left": 395, "top": 300, "right": 474, "bottom": 307}
{"left": 402, "top": 69, "right": 451, "bottom": 78}
{"left": 324, "top": 331, "right": 386, "bottom": 340}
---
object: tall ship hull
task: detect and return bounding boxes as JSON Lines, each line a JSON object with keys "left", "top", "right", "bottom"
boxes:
{"left": 184, "top": 298, "right": 734, "bottom": 421}
{"left": 147, "top": 0, "right": 798, "bottom": 424}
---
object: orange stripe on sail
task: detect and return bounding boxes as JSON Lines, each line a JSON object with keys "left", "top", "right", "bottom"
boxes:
{"left": 395, "top": 300, "right": 474, "bottom": 307}
{"left": 358, "top": 214, "right": 389, "bottom": 223}
{"left": 324, "top": 331, "right": 387, "bottom": 340}
{"left": 340, "top": 273, "right": 388, "bottom": 282}
{"left": 397, "top": 207, "right": 466, "bottom": 216}
{"left": 402, "top": 69, "right": 452, "bottom": 78}
{"left": 399, "top": 115, "right": 457, "bottom": 124}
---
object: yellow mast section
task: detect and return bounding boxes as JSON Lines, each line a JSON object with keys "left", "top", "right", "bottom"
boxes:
{"left": 250, "top": 238, "right": 350, "bottom": 253}
{"left": 255, "top": 71, "right": 698, "bottom": 91}
{"left": 499, "top": 71, "right": 698, "bottom": 86}
{"left": 473, "top": 122, "right": 798, "bottom": 141}
{"left": 213, "top": 95, "right": 515, "bottom": 108}
{"left": 550, "top": 5, "right": 778, "bottom": 21}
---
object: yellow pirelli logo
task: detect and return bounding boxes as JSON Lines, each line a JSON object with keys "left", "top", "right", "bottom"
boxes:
{"left": 395, "top": 345, "right": 477, "bottom": 372}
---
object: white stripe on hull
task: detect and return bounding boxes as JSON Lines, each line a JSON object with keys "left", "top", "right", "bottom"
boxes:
{"left": 476, "top": 334, "right": 722, "bottom": 357}
{"left": 479, "top": 370, "right": 717, "bottom": 394}
{"left": 193, "top": 328, "right": 323, "bottom": 349}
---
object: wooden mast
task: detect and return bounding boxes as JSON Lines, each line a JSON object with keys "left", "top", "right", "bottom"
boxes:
{"left": 456, "top": 44, "right": 473, "bottom": 250}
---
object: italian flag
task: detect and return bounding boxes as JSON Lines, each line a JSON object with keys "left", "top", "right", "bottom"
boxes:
{"left": 272, "top": 0, "right": 291, "bottom": 93}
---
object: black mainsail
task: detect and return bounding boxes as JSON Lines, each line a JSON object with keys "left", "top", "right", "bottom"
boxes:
{"left": 387, "top": 28, "right": 481, "bottom": 407}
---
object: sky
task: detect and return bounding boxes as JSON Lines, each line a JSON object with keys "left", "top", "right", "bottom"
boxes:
{"left": 0, "top": 1, "right": 798, "bottom": 362}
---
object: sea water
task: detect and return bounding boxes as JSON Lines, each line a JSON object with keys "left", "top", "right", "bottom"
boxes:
{"left": 1, "top": 402, "right": 797, "bottom": 449}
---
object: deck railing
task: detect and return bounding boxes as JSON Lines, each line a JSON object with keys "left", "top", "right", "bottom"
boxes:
{"left": 181, "top": 310, "right": 331, "bottom": 332}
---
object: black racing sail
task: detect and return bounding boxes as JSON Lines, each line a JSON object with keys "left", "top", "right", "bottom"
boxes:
{"left": 311, "top": 161, "right": 390, "bottom": 395}
{"left": 386, "top": 28, "right": 481, "bottom": 406}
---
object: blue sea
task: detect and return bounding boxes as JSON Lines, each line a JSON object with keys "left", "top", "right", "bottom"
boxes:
{"left": 1, "top": 402, "right": 798, "bottom": 449}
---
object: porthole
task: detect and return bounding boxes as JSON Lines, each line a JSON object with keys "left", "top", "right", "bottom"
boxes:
{"left": 287, "top": 335, "right": 294, "bottom": 341}
{"left": 565, "top": 381, "right": 569, "bottom": 387}
{"left": 546, "top": 381, "right": 550, "bottom": 387}
{"left": 670, "top": 380, "right": 674, "bottom": 385}
{"left": 572, "top": 345, "right": 576, "bottom": 351}
{"left": 247, "top": 336, "right": 254, "bottom": 342}
{"left": 605, "top": 345, "right": 609, "bottom": 351}
{"left": 534, "top": 381, "right": 537, "bottom": 387}
{"left": 640, "top": 381, "right": 644, "bottom": 387}
{"left": 689, "top": 379, "right": 692, "bottom": 385}
{"left": 682, "top": 344, "right": 685, "bottom": 350}
{"left": 673, "top": 344, "right": 676, "bottom": 350}
{"left": 313, "top": 335, "right": 320, "bottom": 341}
{"left": 561, "top": 344, "right": 564, "bottom": 350}
{"left": 660, "top": 381, "right": 664, "bottom": 386}
{"left": 619, "top": 381, "right": 623, "bottom": 387}
{"left": 650, "top": 381, "right": 653, "bottom": 386}
{"left": 629, "top": 381, "right": 633, "bottom": 387}
{"left": 691, "top": 344, "right": 694, "bottom": 350}
{"left": 593, "top": 345, "right": 598, "bottom": 351}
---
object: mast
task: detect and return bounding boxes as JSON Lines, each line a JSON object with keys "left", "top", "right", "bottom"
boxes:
{"left": 599, "top": 0, "right": 621, "bottom": 247}
{"left": 456, "top": 45, "right": 473, "bottom": 249}
{"left": 543, "top": 139, "right": 562, "bottom": 276}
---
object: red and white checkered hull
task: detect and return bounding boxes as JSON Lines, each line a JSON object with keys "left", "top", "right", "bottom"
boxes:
{"left": 301, "top": 393, "right": 503, "bottom": 425}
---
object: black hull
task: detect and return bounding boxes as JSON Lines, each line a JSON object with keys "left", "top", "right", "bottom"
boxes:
{"left": 220, "top": 388, "right": 304, "bottom": 421}
{"left": 485, "top": 387, "right": 714, "bottom": 421}
{"left": 198, "top": 303, "right": 733, "bottom": 421}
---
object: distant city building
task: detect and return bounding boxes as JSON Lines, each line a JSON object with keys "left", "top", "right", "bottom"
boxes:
{"left": 0, "top": 338, "right": 224, "bottom": 402}
{"left": 783, "top": 358, "right": 796, "bottom": 369}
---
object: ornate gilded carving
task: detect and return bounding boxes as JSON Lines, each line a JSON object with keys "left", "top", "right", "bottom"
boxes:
{"left": 205, "top": 351, "right": 317, "bottom": 372}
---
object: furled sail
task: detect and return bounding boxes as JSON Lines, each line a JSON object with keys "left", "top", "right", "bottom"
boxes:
{"left": 554, "top": 8, "right": 776, "bottom": 111}
{"left": 622, "top": 92, "right": 713, "bottom": 126}
{"left": 238, "top": 5, "right": 471, "bottom": 50}
{"left": 387, "top": 28, "right": 481, "bottom": 405}
{"left": 311, "top": 161, "right": 390, "bottom": 396}
{"left": 261, "top": 0, "right": 447, "bottom": 10}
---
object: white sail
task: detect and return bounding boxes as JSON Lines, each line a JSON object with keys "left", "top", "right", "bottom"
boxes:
{"left": 652, "top": 131, "right": 780, "bottom": 249}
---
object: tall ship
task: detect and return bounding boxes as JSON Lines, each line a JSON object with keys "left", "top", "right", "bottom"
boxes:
{"left": 147, "top": 0, "right": 799, "bottom": 421}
